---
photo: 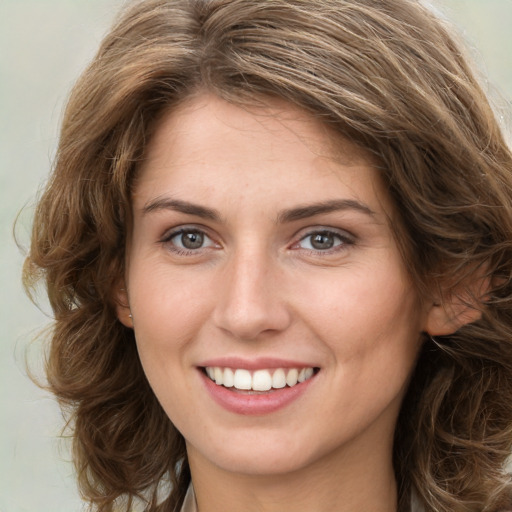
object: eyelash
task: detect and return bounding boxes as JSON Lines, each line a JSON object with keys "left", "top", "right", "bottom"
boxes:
{"left": 293, "top": 229, "right": 354, "bottom": 255}
{"left": 160, "top": 226, "right": 219, "bottom": 256}
{"left": 159, "top": 226, "right": 354, "bottom": 257}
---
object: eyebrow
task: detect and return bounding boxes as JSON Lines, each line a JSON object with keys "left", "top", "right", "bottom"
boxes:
{"left": 277, "top": 199, "right": 375, "bottom": 223}
{"left": 142, "top": 197, "right": 221, "bottom": 221}
{"left": 142, "top": 197, "right": 375, "bottom": 223}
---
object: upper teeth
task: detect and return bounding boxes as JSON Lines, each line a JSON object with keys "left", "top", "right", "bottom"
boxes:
{"left": 205, "top": 367, "right": 315, "bottom": 391}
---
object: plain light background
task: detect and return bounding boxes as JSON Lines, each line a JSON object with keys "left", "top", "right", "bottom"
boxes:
{"left": 1, "top": 1, "right": 511, "bottom": 511}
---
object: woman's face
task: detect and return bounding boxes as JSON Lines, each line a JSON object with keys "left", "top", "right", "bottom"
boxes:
{"left": 119, "top": 93, "right": 431, "bottom": 477}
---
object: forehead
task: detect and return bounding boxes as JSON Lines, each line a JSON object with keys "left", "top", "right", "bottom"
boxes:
{"left": 134, "top": 93, "right": 391, "bottom": 218}
{"left": 143, "top": 93, "right": 373, "bottom": 169}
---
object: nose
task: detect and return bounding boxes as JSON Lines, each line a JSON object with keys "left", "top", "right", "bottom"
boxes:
{"left": 212, "top": 248, "right": 292, "bottom": 341}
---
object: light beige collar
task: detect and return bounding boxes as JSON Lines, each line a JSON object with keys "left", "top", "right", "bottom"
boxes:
{"left": 180, "top": 484, "right": 198, "bottom": 512}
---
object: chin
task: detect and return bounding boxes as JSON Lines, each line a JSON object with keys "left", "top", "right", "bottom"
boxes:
{"left": 215, "top": 452, "right": 311, "bottom": 477}
{"left": 189, "top": 431, "right": 325, "bottom": 477}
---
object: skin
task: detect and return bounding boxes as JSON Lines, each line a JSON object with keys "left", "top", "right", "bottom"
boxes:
{"left": 117, "top": 93, "right": 470, "bottom": 512}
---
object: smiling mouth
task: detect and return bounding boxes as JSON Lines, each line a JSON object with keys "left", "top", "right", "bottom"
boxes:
{"left": 202, "top": 366, "right": 319, "bottom": 392}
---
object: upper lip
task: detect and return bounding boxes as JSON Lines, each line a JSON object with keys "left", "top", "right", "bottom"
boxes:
{"left": 198, "top": 357, "right": 319, "bottom": 371}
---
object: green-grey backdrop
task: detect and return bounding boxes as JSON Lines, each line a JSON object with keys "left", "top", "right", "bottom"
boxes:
{"left": 1, "top": 1, "right": 511, "bottom": 511}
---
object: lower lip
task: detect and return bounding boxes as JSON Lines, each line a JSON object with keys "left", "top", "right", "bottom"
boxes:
{"left": 200, "top": 370, "right": 317, "bottom": 415}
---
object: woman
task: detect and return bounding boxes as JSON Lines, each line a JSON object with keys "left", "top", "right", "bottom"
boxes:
{"left": 24, "top": 0, "right": 512, "bottom": 511}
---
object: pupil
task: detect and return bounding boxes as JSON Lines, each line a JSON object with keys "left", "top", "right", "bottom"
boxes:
{"left": 182, "top": 231, "right": 203, "bottom": 249}
{"left": 311, "top": 233, "right": 334, "bottom": 250}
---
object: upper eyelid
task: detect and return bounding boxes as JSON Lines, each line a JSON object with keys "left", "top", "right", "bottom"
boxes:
{"left": 160, "top": 224, "right": 216, "bottom": 241}
{"left": 160, "top": 226, "right": 220, "bottom": 254}
{"left": 294, "top": 225, "right": 356, "bottom": 241}
{"left": 288, "top": 227, "right": 356, "bottom": 256}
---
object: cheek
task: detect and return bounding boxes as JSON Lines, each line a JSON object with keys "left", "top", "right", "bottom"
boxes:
{"left": 291, "top": 261, "right": 424, "bottom": 415}
{"left": 129, "top": 259, "right": 210, "bottom": 336}
{"left": 125, "top": 268, "right": 207, "bottom": 400}
{"left": 127, "top": 265, "right": 205, "bottom": 420}
{"left": 296, "top": 264, "right": 421, "bottom": 347}
{"left": 298, "top": 269, "right": 421, "bottom": 436}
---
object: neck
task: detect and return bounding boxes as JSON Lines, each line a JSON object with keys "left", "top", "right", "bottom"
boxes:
{"left": 187, "top": 432, "right": 398, "bottom": 512}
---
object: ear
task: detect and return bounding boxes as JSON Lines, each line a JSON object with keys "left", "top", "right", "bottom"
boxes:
{"left": 425, "top": 301, "right": 482, "bottom": 336}
{"left": 424, "top": 269, "right": 490, "bottom": 336}
{"left": 114, "top": 280, "right": 134, "bottom": 329}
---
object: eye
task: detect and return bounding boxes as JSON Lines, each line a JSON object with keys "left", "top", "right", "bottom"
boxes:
{"left": 162, "top": 227, "right": 217, "bottom": 253}
{"left": 296, "top": 230, "right": 352, "bottom": 252}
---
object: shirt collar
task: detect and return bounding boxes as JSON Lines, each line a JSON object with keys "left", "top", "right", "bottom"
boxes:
{"left": 180, "top": 484, "right": 198, "bottom": 512}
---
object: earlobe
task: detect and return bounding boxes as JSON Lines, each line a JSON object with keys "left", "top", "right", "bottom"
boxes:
{"left": 114, "top": 282, "right": 134, "bottom": 329}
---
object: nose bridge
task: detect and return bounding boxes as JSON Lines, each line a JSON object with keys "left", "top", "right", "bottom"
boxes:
{"left": 213, "top": 242, "right": 290, "bottom": 340}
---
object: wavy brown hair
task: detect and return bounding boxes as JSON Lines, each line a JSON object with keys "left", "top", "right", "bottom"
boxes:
{"left": 24, "top": 0, "right": 512, "bottom": 511}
